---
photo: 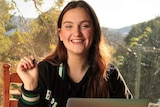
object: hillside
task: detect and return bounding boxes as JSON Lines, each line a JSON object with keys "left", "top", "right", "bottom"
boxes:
{"left": 5, "top": 16, "right": 33, "bottom": 35}
{"left": 6, "top": 16, "right": 131, "bottom": 45}
{"left": 102, "top": 26, "right": 131, "bottom": 45}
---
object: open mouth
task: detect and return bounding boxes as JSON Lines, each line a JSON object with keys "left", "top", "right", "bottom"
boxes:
{"left": 71, "top": 39, "right": 84, "bottom": 43}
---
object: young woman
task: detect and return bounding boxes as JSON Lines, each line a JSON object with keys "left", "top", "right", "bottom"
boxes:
{"left": 16, "top": 1, "right": 133, "bottom": 107}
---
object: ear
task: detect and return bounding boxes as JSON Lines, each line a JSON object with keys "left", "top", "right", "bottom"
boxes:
{"left": 58, "top": 28, "right": 63, "bottom": 41}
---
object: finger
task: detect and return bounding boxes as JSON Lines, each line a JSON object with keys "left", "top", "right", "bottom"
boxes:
{"left": 21, "top": 57, "right": 33, "bottom": 69}
{"left": 20, "top": 59, "right": 30, "bottom": 70}
{"left": 24, "top": 57, "right": 35, "bottom": 67}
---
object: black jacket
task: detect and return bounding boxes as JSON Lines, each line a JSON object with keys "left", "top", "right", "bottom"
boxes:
{"left": 18, "top": 61, "right": 133, "bottom": 107}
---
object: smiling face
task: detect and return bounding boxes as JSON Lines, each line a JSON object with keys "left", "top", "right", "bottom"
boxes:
{"left": 58, "top": 7, "right": 94, "bottom": 56}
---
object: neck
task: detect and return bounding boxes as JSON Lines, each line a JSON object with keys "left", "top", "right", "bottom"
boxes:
{"left": 67, "top": 54, "right": 89, "bottom": 72}
{"left": 66, "top": 54, "right": 89, "bottom": 83}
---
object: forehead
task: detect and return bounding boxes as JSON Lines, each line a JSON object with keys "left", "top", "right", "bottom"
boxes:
{"left": 62, "top": 7, "right": 92, "bottom": 23}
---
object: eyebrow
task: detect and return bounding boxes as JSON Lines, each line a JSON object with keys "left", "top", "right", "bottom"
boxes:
{"left": 62, "top": 20, "right": 91, "bottom": 25}
{"left": 62, "top": 21, "right": 72, "bottom": 25}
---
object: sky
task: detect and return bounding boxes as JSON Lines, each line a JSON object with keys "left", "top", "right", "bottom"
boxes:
{"left": 9, "top": 0, "right": 160, "bottom": 29}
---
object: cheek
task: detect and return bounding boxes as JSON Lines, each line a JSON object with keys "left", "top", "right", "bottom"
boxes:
{"left": 59, "top": 30, "right": 65, "bottom": 41}
{"left": 86, "top": 31, "right": 94, "bottom": 43}
{"left": 59, "top": 32, "right": 69, "bottom": 42}
{"left": 59, "top": 34, "right": 63, "bottom": 41}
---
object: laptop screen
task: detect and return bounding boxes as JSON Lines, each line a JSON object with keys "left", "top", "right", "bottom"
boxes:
{"left": 66, "top": 98, "right": 149, "bottom": 107}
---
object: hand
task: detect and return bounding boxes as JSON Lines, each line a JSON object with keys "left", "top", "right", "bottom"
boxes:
{"left": 16, "top": 55, "right": 38, "bottom": 91}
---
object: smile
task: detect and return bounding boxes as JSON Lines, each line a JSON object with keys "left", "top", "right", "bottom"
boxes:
{"left": 71, "top": 39, "right": 84, "bottom": 43}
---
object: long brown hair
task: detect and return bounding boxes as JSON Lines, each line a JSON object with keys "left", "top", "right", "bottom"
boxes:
{"left": 43, "top": 0, "right": 113, "bottom": 98}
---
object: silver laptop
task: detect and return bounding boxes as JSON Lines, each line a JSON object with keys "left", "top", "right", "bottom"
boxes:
{"left": 66, "top": 98, "right": 149, "bottom": 107}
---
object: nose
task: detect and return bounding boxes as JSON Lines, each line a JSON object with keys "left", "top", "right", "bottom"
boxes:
{"left": 73, "top": 26, "right": 81, "bottom": 36}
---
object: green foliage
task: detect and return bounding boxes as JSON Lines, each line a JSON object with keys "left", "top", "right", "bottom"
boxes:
{"left": 2, "top": 0, "right": 159, "bottom": 104}
{"left": 28, "top": 4, "right": 63, "bottom": 59}
{"left": 116, "top": 17, "right": 160, "bottom": 102}
{"left": 0, "top": 0, "right": 10, "bottom": 26}
{"left": 125, "top": 17, "right": 160, "bottom": 47}
{"left": 0, "top": 35, "right": 12, "bottom": 56}
{"left": 0, "top": 0, "right": 15, "bottom": 106}
{"left": 5, "top": 15, "right": 17, "bottom": 31}
{"left": 0, "top": 0, "right": 13, "bottom": 62}
{"left": 0, "top": 0, "right": 65, "bottom": 63}
{"left": 0, "top": 0, "right": 65, "bottom": 105}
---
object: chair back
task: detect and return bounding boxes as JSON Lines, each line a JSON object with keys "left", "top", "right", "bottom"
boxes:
{"left": 3, "top": 64, "right": 22, "bottom": 107}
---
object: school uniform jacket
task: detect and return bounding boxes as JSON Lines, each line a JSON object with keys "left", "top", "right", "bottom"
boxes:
{"left": 18, "top": 61, "right": 133, "bottom": 107}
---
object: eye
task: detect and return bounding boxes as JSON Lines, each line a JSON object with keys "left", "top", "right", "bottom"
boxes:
{"left": 65, "top": 25, "right": 72, "bottom": 29}
{"left": 82, "top": 25, "right": 90, "bottom": 28}
{"left": 63, "top": 22, "right": 73, "bottom": 29}
{"left": 81, "top": 24, "right": 90, "bottom": 29}
{"left": 80, "top": 21, "right": 92, "bottom": 29}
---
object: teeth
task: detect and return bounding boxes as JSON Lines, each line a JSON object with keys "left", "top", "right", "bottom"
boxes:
{"left": 72, "top": 40, "right": 83, "bottom": 43}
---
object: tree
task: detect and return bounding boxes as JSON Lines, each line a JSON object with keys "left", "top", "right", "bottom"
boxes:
{"left": 116, "top": 17, "right": 160, "bottom": 102}
{"left": 5, "top": 0, "right": 65, "bottom": 62}
{"left": 0, "top": 0, "right": 13, "bottom": 62}
{"left": 0, "top": 0, "right": 15, "bottom": 105}
{"left": 27, "top": 0, "right": 65, "bottom": 60}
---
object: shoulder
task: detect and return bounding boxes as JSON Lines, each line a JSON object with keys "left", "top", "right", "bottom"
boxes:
{"left": 38, "top": 61, "right": 66, "bottom": 79}
{"left": 38, "top": 60, "right": 57, "bottom": 69}
{"left": 37, "top": 61, "right": 60, "bottom": 87}
{"left": 38, "top": 60, "right": 52, "bottom": 66}
{"left": 37, "top": 60, "right": 58, "bottom": 75}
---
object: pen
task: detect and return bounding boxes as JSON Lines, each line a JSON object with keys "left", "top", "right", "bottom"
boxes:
{"left": 32, "top": 59, "right": 36, "bottom": 64}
